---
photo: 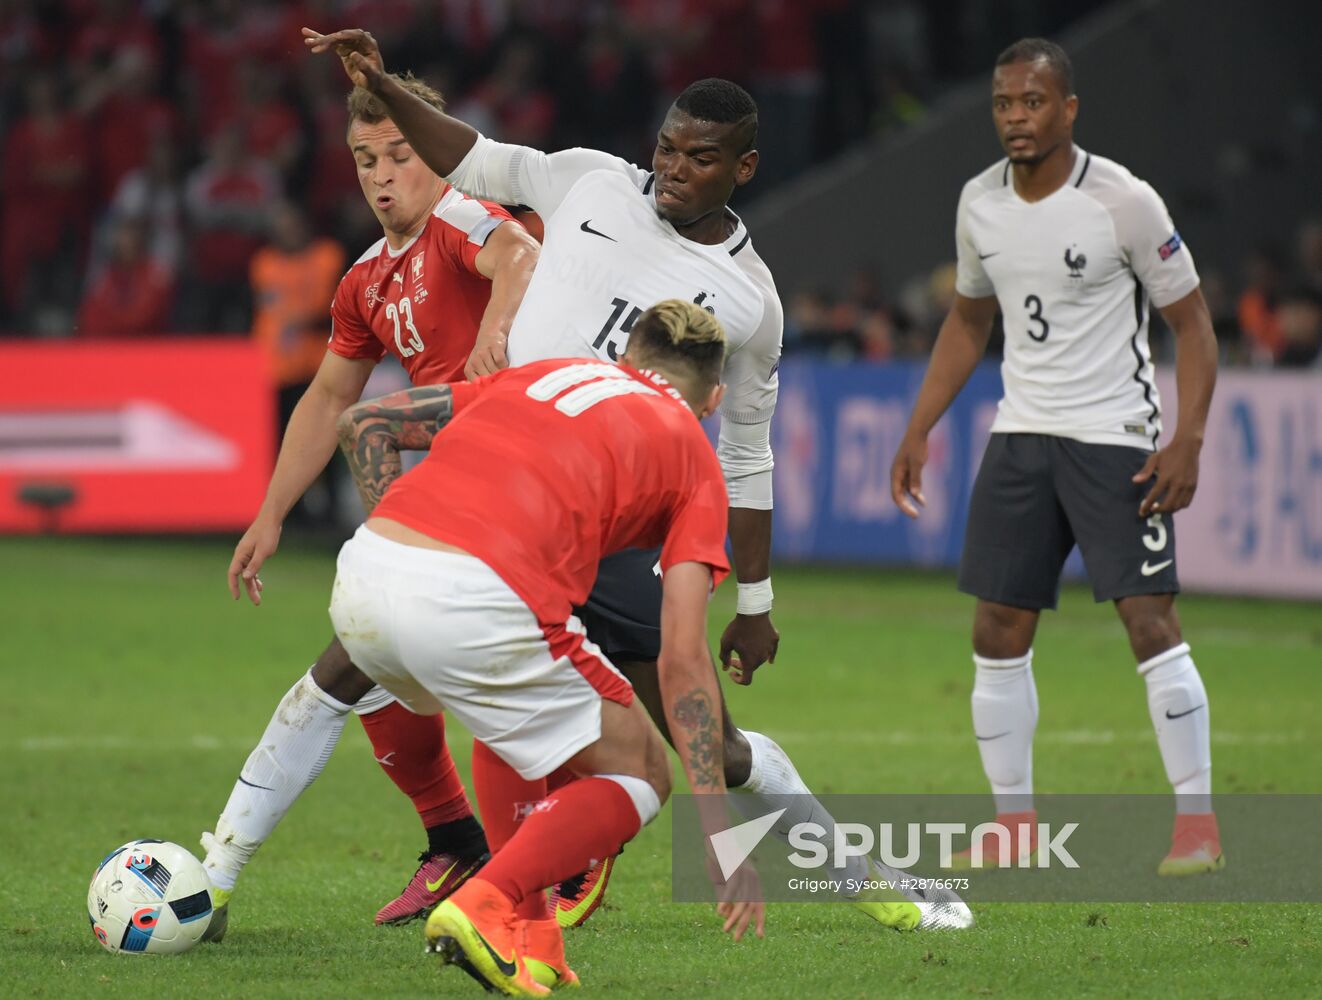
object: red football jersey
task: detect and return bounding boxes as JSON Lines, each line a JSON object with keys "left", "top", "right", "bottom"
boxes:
{"left": 374, "top": 359, "right": 731, "bottom": 625}
{"left": 329, "top": 187, "right": 513, "bottom": 385}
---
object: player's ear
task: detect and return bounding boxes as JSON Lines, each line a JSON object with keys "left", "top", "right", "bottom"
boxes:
{"left": 699, "top": 383, "right": 725, "bottom": 419}
{"left": 734, "top": 149, "right": 758, "bottom": 187}
{"left": 1064, "top": 94, "right": 1079, "bottom": 129}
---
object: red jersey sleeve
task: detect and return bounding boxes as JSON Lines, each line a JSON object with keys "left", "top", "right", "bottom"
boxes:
{"left": 659, "top": 438, "right": 731, "bottom": 590}
{"left": 327, "top": 271, "right": 385, "bottom": 363}
{"left": 432, "top": 194, "right": 515, "bottom": 277}
{"left": 448, "top": 373, "right": 491, "bottom": 416}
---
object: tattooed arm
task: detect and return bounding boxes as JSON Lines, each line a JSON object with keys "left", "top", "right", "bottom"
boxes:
{"left": 657, "top": 560, "right": 725, "bottom": 795}
{"left": 335, "top": 384, "right": 455, "bottom": 513}
{"left": 659, "top": 559, "right": 766, "bottom": 941}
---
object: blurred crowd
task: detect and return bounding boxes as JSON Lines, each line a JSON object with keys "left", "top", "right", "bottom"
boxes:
{"left": 785, "top": 221, "right": 1322, "bottom": 371}
{"left": 3, "top": 0, "right": 1315, "bottom": 371}
{"left": 0, "top": 0, "right": 934, "bottom": 349}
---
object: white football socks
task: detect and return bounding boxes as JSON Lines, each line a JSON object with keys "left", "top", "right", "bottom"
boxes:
{"left": 202, "top": 669, "right": 351, "bottom": 891}
{"left": 733, "top": 729, "right": 870, "bottom": 888}
{"left": 971, "top": 651, "right": 1038, "bottom": 814}
{"left": 1138, "top": 642, "right": 1212, "bottom": 814}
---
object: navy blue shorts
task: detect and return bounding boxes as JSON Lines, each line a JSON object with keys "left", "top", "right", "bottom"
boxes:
{"left": 574, "top": 547, "right": 663, "bottom": 662}
{"left": 958, "top": 433, "right": 1179, "bottom": 610}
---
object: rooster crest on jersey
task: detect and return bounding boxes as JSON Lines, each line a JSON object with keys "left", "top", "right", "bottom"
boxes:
{"left": 1064, "top": 245, "right": 1087, "bottom": 279}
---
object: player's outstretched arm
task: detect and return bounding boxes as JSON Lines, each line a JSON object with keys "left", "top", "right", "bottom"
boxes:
{"left": 658, "top": 561, "right": 766, "bottom": 942}
{"left": 1132, "top": 287, "right": 1217, "bottom": 516}
{"left": 466, "top": 221, "right": 540, "bottom": 379}
{"left": 891, "top": 293, "right": 999, "bottom": 518}
{"left": 303, "top": 27, "right": 480, "bottom": 178}
{"left": 228, "top": 353, "right": 375, "bottom": 605}
{"left": 335, "top": 384, "right": 456, "bottom": 513}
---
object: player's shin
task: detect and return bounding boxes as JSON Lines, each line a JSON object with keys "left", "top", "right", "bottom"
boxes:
{"left": 730, "top": 729, "right": 870, "bottom": 888}
{"left": 357, "top": 698, "right": 487, "bottom": 857}
{"left": 1140, "top": 643, "right": 1223, "bottom": 874}
{"left": 203, "top": 669, "right": 350, "bottom": 892}
{"left": 1138, "top": 643, "right": 1212, "bottom": 812}
{"left": 971, "top": 651, "right": 1038, "bottom": 813}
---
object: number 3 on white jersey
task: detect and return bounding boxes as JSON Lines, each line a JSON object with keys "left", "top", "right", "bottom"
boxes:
{"left": 387, "top": 297, "right": 425, "bottom": 358}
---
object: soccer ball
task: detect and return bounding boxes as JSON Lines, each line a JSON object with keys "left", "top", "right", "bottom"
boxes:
{"left": 87, "top": 839, "right": 214, "bottom": 954}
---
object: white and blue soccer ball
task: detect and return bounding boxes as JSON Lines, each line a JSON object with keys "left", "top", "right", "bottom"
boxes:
{"left": 87, "top": 839, "right": 214, "bottom": 954}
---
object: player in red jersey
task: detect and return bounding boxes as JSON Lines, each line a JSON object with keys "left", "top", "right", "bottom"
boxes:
{"left": 201, "top": 74, "right": 540, "bottom": 936}
{"left": 330, "top": 301, "right": 764, "bottom": 994}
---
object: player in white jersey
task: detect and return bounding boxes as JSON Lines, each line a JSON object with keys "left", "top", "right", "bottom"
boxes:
{"left": 305, "top": 25, "right": 971, "bottom": 934}
{"left": 891, "top": 39, "right": 1222, "bottom": 876}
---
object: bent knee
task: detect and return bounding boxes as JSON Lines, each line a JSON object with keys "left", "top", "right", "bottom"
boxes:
{"left": 722, "top": 728, "right": 752, "bottom": 788}
{"left": 310, "top": 638, "right": 375, "bottom": 704}
{"left": 972, "top": 602, "right": 1038, "bottom": 659}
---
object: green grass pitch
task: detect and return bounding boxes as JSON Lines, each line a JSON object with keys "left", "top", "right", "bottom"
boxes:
{"left": 5, "top": 535, "right": 1321, "bottom": 997}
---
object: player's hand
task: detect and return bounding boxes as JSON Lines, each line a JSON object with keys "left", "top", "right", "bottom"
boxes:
{"left": 302, "top": 27, "right": 386, "bottom": 91}
{"left": 464, "top": 333, "right": 509, "bottom": 380}
{"left": 1132, "top": 435, "right": 1201, "bottom": 517}
{"left": 228, "top": 515, "right": 281, "bottom": 606}
{"left": 890, "top": 433, "right": 928, "bottom": 519}
{"left": 719, "top": 613, "right": 778, "bottom": 686}
{"left": 711, "top": 860, "right": 766, "bottom": 942}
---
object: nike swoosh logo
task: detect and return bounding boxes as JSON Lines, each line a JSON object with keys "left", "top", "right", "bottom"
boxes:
{"left": 976, "top": 731, "right": 1012, "bottom": 741}
{"left": 580, "top": 220, "right": 616, "bottom": 242}
{"left": 1166, "top": 704, "right": 1204, "bottom": 720}
{"left": 474, "top": 924, "right": 517, "bottom": 977}
{"left": 978, "top": 251, "right": 1000, "bottom": 260}
{"left": 237, "top": 776, "right": 275, "bottom": 791}
{"left": 425, "top": 861, "right": 459, "bottom": 894}
{"left": 1141, "top": 558, "right": 1174, "bottom": 576}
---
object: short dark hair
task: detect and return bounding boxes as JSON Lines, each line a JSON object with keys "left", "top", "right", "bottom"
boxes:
{"left": 995, "top": 38, "right": 1075, "bottom": 96}
{"left": 672, "top": 78, "right": 758, "bottom": 153}
{"left": 627, "top": 299, "right": 727, "bottom": 390}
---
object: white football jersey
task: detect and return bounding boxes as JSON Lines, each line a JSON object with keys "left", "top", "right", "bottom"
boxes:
{"left": 446, "top": 140, "right": 782, "bottom": 429}
{"left": 955, "top": 148, "right": 1200, "bottom": 449}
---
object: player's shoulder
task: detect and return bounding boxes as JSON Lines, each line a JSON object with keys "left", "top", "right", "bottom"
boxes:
{"left": 431, "top": 186, "right": 511, "bottom": 236}
{"left": 960, "top": 159, "right": 1012, "bottom": 207}
{"left": 568, "top": 151, "right": 652, "bottom": 193}
{"left": 1072, "top": 151, "right": 1164, "bottom": 214}
{"left": 730, "top": 236, "right": 777, "bottom": 298}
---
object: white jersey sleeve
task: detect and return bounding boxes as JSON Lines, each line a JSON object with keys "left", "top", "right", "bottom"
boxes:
{"left": 954, "top": 175, "right": 997, "bottom": 299}
{"left": 717, "top": 266, "right": 782, "bottom": 509}
{"left": 445, "top": 135, "right": 649, "bottom": 220}
{"left": 1110, "top": 181, "right": 1200, "bottom": 308}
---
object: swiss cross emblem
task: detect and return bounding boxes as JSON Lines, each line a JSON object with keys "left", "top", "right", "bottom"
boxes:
{"left": 412, "top": 253, "right": 425, "bottom": 280}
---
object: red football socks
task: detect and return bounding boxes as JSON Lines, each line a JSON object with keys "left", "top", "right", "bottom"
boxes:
{"left": 358, "top": 701, "right": 474, "bottom": 827}
{"left": 477, "top": 774, "right": 641, "bottom": 908}
{"left": 471, "top": 740, "right": 550, "bottom": 919}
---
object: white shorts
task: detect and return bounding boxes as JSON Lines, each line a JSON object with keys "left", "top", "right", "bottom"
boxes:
{"left": 329, "top": 526, "right": 633, "bottom": 780}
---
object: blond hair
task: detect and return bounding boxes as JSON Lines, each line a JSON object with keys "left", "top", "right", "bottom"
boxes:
{"left": 346, "top": 73, "right": 445, "bottom": 129}
{"left": 626, "top": 299, "right": 727, "bottom": 389}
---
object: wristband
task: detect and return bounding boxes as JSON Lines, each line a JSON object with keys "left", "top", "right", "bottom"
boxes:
{"left": 736, "top": 578, "right": 774, "bottom": 616}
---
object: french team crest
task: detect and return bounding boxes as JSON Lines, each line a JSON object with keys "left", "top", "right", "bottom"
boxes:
{"left": 1064, "top": 245, "right": 1087, "bottom": 279}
